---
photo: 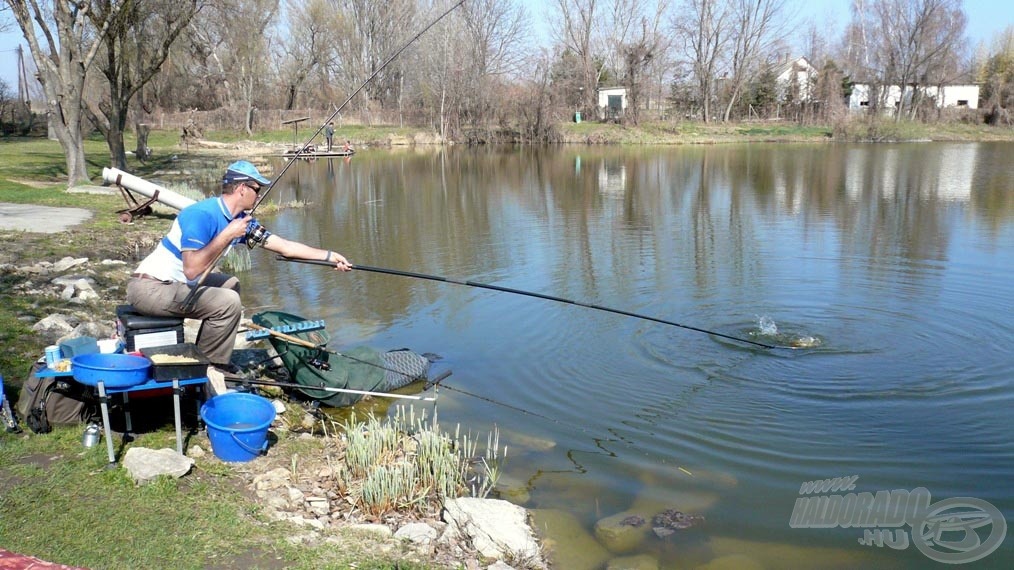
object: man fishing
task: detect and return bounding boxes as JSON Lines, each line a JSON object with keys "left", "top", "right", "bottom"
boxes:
{"left": 126, "top": 160, "right": 351, "bottom": 377}
{"left": 325, "top": 122, "right": 335, "bottom": 152}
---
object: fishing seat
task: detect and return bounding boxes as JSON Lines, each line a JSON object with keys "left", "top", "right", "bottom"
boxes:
{"left": 116, "top": 304, "right": 185, "bottom": 352}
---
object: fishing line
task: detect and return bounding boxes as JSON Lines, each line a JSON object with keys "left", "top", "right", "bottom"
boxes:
{"left": 436, "top": 383, "right": 604, "bottom": 436}
{"left": 277, "top": 257, "right": 788, "bottom": 349}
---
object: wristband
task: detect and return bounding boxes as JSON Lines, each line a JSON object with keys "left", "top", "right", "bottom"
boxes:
{"left": 324, "top": 250, "right": 333, "bottom": 262}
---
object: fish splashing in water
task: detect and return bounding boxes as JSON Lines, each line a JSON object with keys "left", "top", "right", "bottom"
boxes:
{"left": 757, "top": 315, "right": 778, "bottom": 336}
{"left": 755, "top": 315, "right": 822, "bottom": 348}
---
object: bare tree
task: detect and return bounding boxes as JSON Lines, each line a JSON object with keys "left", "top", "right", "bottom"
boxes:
{"left": 0, "top": 4, "right": 13, "bottom": 32}
{"left": 5, "top": 0, "right": 122, "bottom": 186}
{"left": 278, "top": 0, "right": 340, "bottom": 110}
{"left": 85, "top": 0, "right": 199, "bottom": 169}
{"left": 410, "top": 10, "right": 462, "bottom": 137}
{"left": 620, "top": 1, "right": 671, "bottom": 124}
{"left": 457, "top": 0, "right": 529, "bottom": 131}
{"left": 676, "top": 0, "right": 729, "bottom": 123}
{"left": 329, "top": 0, "right": 416, "bottom": 122}
{"left": 845, "top": 0, "right": 967, "bottom": 120}
{"left": 979, "top": 25, "right": 1013, "bottom": 124}
{"left": 0, "top": 77, "right": 13, "bottom": 127}
{"left": 231, "top": 0, "right": 279, "bottom": 133}
{"left": 551, "top": 0, "right": 602, "bottom": 116}
{"left": 721, "top": 0, "right": 789, "bottom": 122}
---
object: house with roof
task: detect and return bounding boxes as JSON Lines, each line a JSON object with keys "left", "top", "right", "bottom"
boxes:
{"left": 772, "top": 56, "right": 818, "bottom": 103}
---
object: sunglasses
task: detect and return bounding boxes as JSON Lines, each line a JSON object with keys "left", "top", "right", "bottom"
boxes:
{"left": 245, "top": 182, "right": 262, "bottom": 194}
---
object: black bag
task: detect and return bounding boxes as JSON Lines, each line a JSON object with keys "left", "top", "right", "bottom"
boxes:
{"left": 15, "top": 362, "right": 94, "bottom": 434}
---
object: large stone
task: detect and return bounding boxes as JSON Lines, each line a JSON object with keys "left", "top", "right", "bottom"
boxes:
{"left": 252, "top": 467, "right": 292, "bottom": 491}
{"left": 395, "top": 522, "right": 438, "bottom": 545}
{"left": 495, "top": 472, "right": 531, "bottom": 505}
{"left": 594, "top": 510, "right": 653, "bottom": 554}
{"left": 52, "top": 256, "right": 89, "bottom": 272}
{"left": 32, "top": 314, "right": 78, "bottom": 337}
{"left": 443, "top": 498, "right": 543, "bottom": 567}
{"left": 606, "top": 553, "right": 660, "bottom": 570}
{"left": 497, "top": 428, "right": 557, "bottom": 452}
{"left": 348, "top": 523, "right": 394, "bottom": 539}
{"left": 530, "top": 508, "right": 609, "bottom": 570}
{"left": 530, "top": 471, "right": 622, "bottom": 517}
{"left": 122, "top": 447, "right": 194, "bottom": 484}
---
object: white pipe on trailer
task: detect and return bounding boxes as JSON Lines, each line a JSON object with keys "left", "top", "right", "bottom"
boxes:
{"left": 102, "top": 167, "right": 196, "bottom": 211}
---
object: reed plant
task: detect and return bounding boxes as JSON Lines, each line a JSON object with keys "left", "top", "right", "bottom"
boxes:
{"left": 333, "top": 406, "right": 506, "bottom": 519}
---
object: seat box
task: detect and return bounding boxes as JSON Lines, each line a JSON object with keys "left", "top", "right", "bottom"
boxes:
{"left": 116, "top": 304, "right": 185, "bottom": 352}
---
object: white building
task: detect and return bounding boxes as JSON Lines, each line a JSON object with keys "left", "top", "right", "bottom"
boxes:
{"left": 847, "top": 83, "right": 979, "bottom": 111}
{"left": 772, "top": 56, "right": 818, "bottom": 102}
{"left": 597, "top": 87, "right": 627, "bottom": 119}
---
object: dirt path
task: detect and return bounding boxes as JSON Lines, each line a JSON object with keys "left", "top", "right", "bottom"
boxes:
{"left": 0, "top": 203, "right": 93, "bottom": 233}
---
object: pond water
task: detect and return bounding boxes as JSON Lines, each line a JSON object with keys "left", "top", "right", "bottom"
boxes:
{"left": 233, "top": 142, "right": 1012, "bottom": 569}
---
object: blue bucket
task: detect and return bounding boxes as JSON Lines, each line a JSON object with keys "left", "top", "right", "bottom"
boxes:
{"left": 200, "top": 393, "right": 276, "bottom": 462}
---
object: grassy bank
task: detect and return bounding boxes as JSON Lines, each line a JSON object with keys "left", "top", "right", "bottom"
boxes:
{"left": 0, "top": 135, "right": 456, "bottom": 570}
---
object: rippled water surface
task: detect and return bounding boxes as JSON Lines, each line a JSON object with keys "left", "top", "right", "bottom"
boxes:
{"left": 237, "top": 142, "right": 1012, "bottom": 568}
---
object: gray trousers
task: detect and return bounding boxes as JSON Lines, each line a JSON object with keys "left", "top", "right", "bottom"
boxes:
{"left": 125, "top": 274, "right": 242, "bottom": 365}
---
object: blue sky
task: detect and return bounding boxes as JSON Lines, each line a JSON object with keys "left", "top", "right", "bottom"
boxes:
{"left": 1, "top": 0, "right": 1010, "bottom": 94}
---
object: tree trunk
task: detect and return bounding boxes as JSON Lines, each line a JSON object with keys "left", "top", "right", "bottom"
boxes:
{"left": 48, "top": 102, "right": 91, "bottom": 186}
{"left": 107, "top": 90, "right": 129, "bottom": 170}
{"left": 107, "top": 125, "right": 127, "bottom": 171}
{"left": 48, "top": 99, "right": 91, "bottom": 186}
{"left": 135, "top": 123, "right": 151, "bottom": 161}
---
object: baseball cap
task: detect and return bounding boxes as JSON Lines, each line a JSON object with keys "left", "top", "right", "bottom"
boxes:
{"left": 222, "top": 160, "right": 271, "bottom": 186}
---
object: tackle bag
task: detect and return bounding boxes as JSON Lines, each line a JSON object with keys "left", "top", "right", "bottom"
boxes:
{"left": 15, "top": 362, "right": 94, "bottom": 434}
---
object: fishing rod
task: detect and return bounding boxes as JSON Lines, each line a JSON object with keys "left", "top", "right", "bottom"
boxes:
{"left": 276, "top": 257, "right": 785, "bottom": 349}
{"left": 182, "top": 0, "right": 468, "bottom": 310}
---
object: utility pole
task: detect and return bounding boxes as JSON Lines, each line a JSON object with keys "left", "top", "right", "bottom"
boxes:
{"left": 17, "top": 44, "right": 35, "bottom": 108}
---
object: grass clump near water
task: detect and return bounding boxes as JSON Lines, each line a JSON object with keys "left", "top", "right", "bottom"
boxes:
{"left": 329, "top": 405, "right": 505, "bottom": 520}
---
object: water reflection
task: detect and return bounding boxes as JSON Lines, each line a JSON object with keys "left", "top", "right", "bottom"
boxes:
{"left": 225, "top": 142, "right": 1013, "bottom": 569}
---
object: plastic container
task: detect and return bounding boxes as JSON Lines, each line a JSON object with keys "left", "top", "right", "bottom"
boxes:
{"left": 45, "top": 345, "right": 62, "bottom": 368}
{"left": 59, "top": 336, "right": 99, "bottom": 358}
{"left": 71, "top": 353, "right": 151, "bottom": 388}
{"left": 200, "top": 393, "right": 276, "bottom": 462}
{"left": 141, "top": 343, "right": 210, "bottom": 380}
{"left": 98, "top": 339, "right": 121, "bottom": 354}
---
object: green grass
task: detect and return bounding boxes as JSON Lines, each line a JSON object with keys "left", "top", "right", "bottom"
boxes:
{"left": 0, "top": 425, "right": 442, "bottom": 569}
